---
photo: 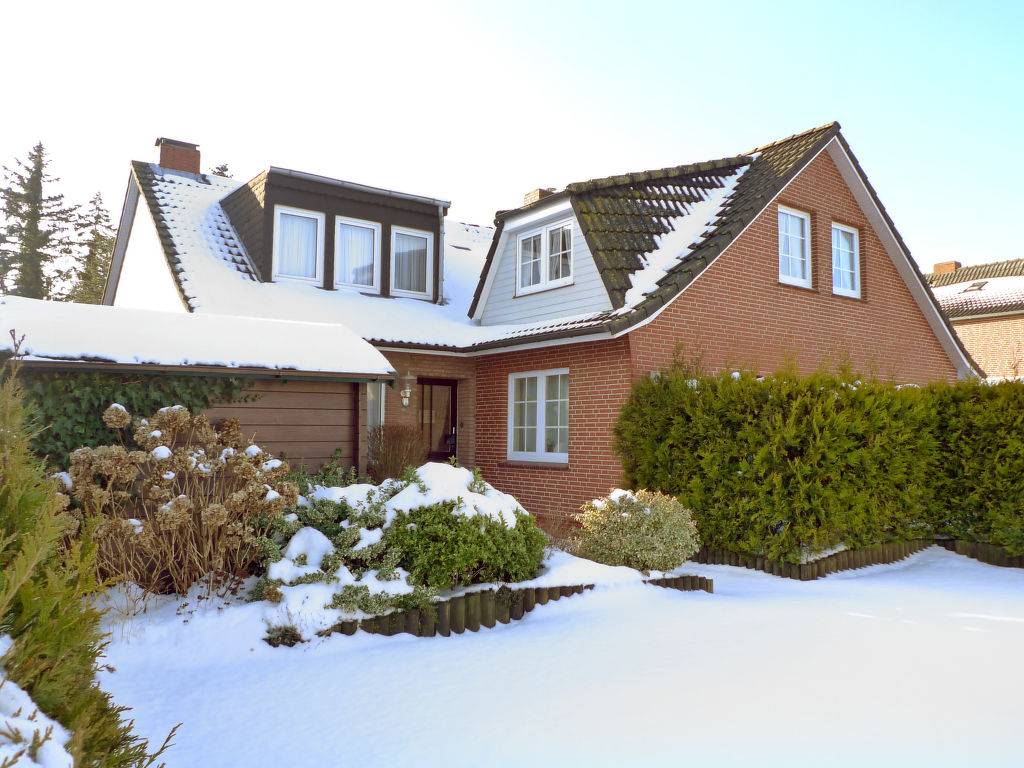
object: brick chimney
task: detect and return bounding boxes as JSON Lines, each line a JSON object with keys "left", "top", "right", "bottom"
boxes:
{"left": 933, "top": 260, "right": 962, "bottom": 274}
{"left": 155, "top": 137, "right": 200, "bottom": 174}
{"left": 523, "top": 187, "right": 556, "bottom": 206}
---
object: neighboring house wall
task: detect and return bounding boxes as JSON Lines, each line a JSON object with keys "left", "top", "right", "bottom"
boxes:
{"left": 951, "top": 315, "right": 1024, "bottom": 378}
{"left": 473, "top": 337, "right": 632, "bottom": 530}
{"left": 373, "top": 351, "right": 477, "bottom": 469}
{"left": 630, "top": 150, "right": 959, "bottom": 384}
{"left": 112, "top": 195, "right": 186, "bottom": 312}
{"left": 480, "top": 211, "right": 612, "bottom": 325}
{"left": 205, "top": 379, "right": 358, "bottom": 471}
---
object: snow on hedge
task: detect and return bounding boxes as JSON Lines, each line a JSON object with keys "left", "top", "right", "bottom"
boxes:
{"left": 0, "top": 636, "right": 73, "bottom": 768}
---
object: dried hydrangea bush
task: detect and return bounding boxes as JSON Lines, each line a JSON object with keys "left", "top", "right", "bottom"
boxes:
{"left": 572, "top": 490, "right": 700, "bottom": 574}
{"left": 67, "top": 403, "right": 296, "bottom": 595}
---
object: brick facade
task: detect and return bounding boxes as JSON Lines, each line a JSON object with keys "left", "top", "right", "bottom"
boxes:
{"left": 951, "top": 315, "right": 1024, "bottom": 378}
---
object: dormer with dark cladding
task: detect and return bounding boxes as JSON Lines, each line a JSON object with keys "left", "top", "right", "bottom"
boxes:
{"left": 221, "top": 168, "right": 449, "bottom": 301}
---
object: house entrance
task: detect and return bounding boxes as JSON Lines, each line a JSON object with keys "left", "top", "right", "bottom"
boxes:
{"left": 419, "top": 378, "right": 457, "bottom": 462}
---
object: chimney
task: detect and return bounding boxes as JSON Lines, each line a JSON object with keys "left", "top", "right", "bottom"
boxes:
{"left": 155, "top": 137, "right": 200, "bottom": 174}
{"left": 523, "top": 187, "right": 556, "bottom": 206}
{"left": 933, "top": 260, "right": 962, "bottom": 274}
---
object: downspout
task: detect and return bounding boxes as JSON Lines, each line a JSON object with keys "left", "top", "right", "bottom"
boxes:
{"left": 438, "top": 205, "right": 446, "bottom": 304}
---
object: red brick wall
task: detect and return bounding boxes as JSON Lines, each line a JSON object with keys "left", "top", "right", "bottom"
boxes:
{"left": 630, "top": 150, "right": 959, "bottom": 384}
{"left": 473, "top": 338, "right": 632, "bottom": 530}
{"left": 952, "top": 315, "right": 1024, "bottom": 378}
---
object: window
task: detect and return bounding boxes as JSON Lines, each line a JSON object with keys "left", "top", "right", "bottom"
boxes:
{"left": 831, "top": 223, "right": 859, "bottom": 298}
{"left": 962, "top": 281, "right": 988, "bottom": 293}
{"left": 273, "top": 205, "right": 324, "bottom": 283}
{"left": 390, "top": 226, "right": 434, "bottom": 298}
{"left": 517, "top": 220, "right": 573, "bottom": 294}
{"left": 335, "top": 216, "right": 381, "bottom": 290}
{"left": 778, "top": 207, "right": 811, "bottom": 288}
{"left": 508, "top": 368, "right": 569, "bottom": 463}
{"left": 367, "top": 381, "right": 385, "bottom": 430}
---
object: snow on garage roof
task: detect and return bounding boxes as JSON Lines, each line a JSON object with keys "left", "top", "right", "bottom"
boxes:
{"left": 0, "top": 296, "right": 395, "bottom": 378}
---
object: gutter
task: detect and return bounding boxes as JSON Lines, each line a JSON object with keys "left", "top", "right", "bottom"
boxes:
{"left": 269, "top": 167, "right": 451, "bottom": 210}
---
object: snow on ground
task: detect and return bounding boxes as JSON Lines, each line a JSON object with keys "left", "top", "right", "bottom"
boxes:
{"left": 0, "top": 636, "right": 73, "bottom": 768}
{"left": 100, "top": 547, "right": 1024, "bottom": 767}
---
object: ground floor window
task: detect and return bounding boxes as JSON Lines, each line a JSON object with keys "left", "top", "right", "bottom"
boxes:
{"left": 508, "top": 368, "right": 568, "bottom": 462}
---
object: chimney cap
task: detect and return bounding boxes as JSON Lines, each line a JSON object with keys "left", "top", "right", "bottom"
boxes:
{"left": 155, "top": 137, "right": 199, "bottom": 151}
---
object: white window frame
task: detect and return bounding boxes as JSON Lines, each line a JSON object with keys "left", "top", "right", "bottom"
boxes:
{"left": 389, "top": 225, "right": 434, "bottom": 299}
{"left": 515, "top": 219, "right": 574, "bottom": 296}
{"left": 272, "top": 204, "right": 325, "bottom": 284}
{"left": 507, "top": 368, "right": 569, "bottom": 463}
{"left": 335, "top": 215, "right": 382, "bottom": 292}
{"left": 831, "top": 222, "right": 860, "bottom": 299}
{"left": 778, "top": 206, "right": 812, "bottom": 289}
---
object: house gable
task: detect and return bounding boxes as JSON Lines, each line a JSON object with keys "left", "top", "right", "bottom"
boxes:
{"left": 476, "top": 198, "right": 613, "bottom": 325}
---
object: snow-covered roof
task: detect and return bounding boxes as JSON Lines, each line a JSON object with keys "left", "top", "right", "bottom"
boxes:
{"left": 0, "top": 296, "right": 396, "bottom": 378}
{"left": 927, "top": 262, "right": 1024, "bottom": 319}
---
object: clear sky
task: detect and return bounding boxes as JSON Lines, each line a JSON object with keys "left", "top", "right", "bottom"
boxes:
{"left": 2, "top": 0, "right": 1021, "bottom": 271}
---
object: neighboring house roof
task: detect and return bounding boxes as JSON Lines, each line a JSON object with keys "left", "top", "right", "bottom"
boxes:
{"left": 0, "top": 296, "right": 395, "bottom": 379}
{"left": 926, "top": 260, "right": 1024, "bottom": 319}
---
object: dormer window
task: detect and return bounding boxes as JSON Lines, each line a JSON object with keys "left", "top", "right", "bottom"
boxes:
{"left": 273, "top": 205, "right": 324, "bottom": 283}
{"left": 962, "top": 281, "right": 988, "bottom": 293}
{"left": 517, "top": 220, "right": 573, "bottom": 295}
{"left": 391, "top": 226, "right": 433, "bottom": 299}
{"left": 335, "top": 216, "right": 381, "bottom": 290}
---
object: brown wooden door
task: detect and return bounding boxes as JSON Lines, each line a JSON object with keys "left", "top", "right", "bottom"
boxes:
{"left": 419, "top": 379, "right": 457, "bottom": 462}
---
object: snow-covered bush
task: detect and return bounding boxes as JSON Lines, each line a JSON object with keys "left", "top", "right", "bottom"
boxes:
{"left": 67, "top": 404, "right": 297, "bottom": 594}
{"left": 253, "top": 463, "right": 545, "bottom": 630}
{"left": 573, "top": 490, "right": 699, "bottom": 574}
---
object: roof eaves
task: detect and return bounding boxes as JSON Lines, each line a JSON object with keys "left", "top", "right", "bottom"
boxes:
{"left": 466, "top": 219, "right": 506, "bottom": 319}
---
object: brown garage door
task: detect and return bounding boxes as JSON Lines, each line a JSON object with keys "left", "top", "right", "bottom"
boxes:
{"left": 204, "top": 379, "right": 357, "bottom": 472}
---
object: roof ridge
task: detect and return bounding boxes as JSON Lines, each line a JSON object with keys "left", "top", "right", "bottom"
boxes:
{"left": 566, "top": 155, "right": 751, "bottom": 194}
{"left": 748, "top": 121, "right": 840, "bottom": 155}
{"left": 926, "top": 258, "right": 1024, "bottom": 286}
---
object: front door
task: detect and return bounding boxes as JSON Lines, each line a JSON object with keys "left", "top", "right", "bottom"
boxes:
{"left": 419, "top": 379, "right": 457, "bottom": 462}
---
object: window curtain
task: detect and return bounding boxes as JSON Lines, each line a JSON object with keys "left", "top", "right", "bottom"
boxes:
{"left": 337, "top": 223, "right": 375, "bottom": 286}
{"left": 394, "top": 233, "right": 428, "bottom": 293}
{"left": 278, "top": 213, "right": 318, "bottom": 278}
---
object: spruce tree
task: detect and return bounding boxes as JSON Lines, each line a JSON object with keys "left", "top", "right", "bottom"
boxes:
{"left": 209, "top": 162, "right": 232, "bottom": 178}
{"left": 67, "top": 193, "right": 115, "bottom": 304}
{"left": 0, "top": 143, "right": 78, "bottom": 299}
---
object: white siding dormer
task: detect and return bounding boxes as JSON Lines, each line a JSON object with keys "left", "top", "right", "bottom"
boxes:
{"left": 479, "top": 200, "right": 612, "bottom": 325}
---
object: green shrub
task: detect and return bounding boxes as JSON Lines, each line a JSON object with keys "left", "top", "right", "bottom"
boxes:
{"left": 573, "top": 490, "right": 699, "bottom": 573}
{"left": 0, "top": 353, "right": 172, "bottom": 766}
{"left": 384, "top": 501, "right": 547, "bottom": 588}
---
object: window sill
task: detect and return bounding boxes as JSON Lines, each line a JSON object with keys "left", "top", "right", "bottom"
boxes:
{"left": 832, "top": 290, "right": 862, "bottom": 301}
{"left": 778, "top": 280, "right": 816, "bottom": 292}
{"left": 514, "top": 281, "right": 574, "bottom": 298}
{"left": 500, "top": 460, "right": 570, "bottom": 471}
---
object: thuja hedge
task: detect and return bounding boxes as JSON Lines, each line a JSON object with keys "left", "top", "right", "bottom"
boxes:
{"left": 615, "top": 365, "right": 1024, "bottom": 562}
{"left": 19, "top": 369, "right": 250, "bottom": 468}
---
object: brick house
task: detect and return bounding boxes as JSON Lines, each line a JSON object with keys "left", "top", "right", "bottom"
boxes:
{"left": 926, "top": 259, "right": 1024, "bottom": 379}
{"left": 103, "top": 124, "right": 976, "bottom": 529}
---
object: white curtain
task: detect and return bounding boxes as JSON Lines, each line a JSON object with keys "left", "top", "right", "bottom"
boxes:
{"left": 337, "top": 223, "right": 375, "bottom": 286}
{"left": 278, "top": 213, "right": 318, "bottom": 278}
{"left": 394, "top": 233, "right": 428, "bottom": 293}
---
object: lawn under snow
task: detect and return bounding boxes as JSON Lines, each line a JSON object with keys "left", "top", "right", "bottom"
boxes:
{"left": 100, "top": 547, "right": 1024, "bottom": 767}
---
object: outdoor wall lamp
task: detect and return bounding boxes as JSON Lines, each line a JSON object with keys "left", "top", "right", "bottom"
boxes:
{"left": 399, "top": 371, "right": 416, "bottom": 407}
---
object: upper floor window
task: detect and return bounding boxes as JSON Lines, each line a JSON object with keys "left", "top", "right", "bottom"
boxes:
{"left": 517, "top": 220, "right": 573, "bottom": 295}
{"left": 391, "top": 226, "right": 434, "bottom": 299}
{"left": 831, "top": 223, "right": 860, "bottom": 298}
{"left": 778, "top": 206, "right": 811, "bottom": 288}
{"left": 273, "top": 205, "right": 324, "bottom": 283}
{"left": 336, "top": 216, "right": 381, "bottom": 290}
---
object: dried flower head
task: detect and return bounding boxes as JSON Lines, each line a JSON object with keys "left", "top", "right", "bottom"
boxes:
{"left": 102, "top": 403, "right": 131, "bottom": 429}
{"left": 201, "top": 504, "right": 229, "bottom": 528}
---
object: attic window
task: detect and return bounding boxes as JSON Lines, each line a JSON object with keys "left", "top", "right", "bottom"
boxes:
{"left": 390, "top": 226, "right": 434, "bottom": 299}
{"left": 962, "top": 281, "right": 988, "bottom": 292}
{"left": 516, "top": 220, "right": 573, "bottom": 295}
{"left": 273, "top": 205, "right": 324, "bottom": 283}
{"left": 778, "top": 206, "right": 811, "bottom": 289}
{"left": 335, "top": 216, "right": 381, "bottom": 291}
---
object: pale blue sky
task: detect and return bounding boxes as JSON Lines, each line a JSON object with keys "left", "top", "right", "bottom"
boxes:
{"left": 2, "top": 0, "right": 1021, "bottom": 270}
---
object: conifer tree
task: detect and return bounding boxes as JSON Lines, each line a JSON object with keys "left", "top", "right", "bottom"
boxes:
{"left": 209, "top": 162, "right": 232, "bottom": 178}
{"left": 67, "top": 193, "right": 115, "bottom": 304}
{"left": 0, "top": 143, "right": 78, "bottom": 299}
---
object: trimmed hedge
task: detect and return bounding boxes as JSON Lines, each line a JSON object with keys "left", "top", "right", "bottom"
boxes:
{"left": 615, "top": 364, "right": 1024, "bottom": 562}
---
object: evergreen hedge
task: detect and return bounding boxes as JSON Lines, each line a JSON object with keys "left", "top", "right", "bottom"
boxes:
{"left": 615, "top": 364, "right": 1024, "bottom": 562}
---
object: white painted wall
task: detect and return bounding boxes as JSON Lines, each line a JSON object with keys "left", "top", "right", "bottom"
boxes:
{"left": 113, "top": 201, "right": 188, "bottom": 312}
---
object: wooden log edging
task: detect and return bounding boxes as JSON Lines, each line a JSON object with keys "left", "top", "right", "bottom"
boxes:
{"left": 937, "top": 539, "right": 1024, "bottom": 569}
{"left": 319, "top": 584, "right": 596, "bottom": 640}
{"left": 691, "top": 539, "right": 933, "bottom": 581}
{"left": 643, "top": 574, "right": 714, "bottom": 594}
